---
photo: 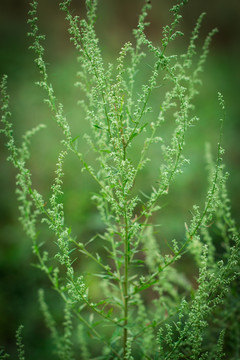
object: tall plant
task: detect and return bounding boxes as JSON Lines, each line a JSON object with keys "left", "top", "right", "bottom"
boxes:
{"left": 1, "top": 0, "right": 239, "bottom": 359}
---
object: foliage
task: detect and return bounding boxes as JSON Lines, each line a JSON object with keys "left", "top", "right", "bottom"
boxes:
{"left": 0, "top": 0, "right": 239, "bottom": 359}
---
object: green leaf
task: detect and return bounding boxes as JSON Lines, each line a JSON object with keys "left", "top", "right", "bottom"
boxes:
{"left": 139, "top": 122, "right": 148, "bottom": 133}
{"left": 93, "top": 124, "right": 103, "bottom": 130}
{"left": 129, "top": 132, "right": 138, "bottom": 141}
{"left": 100, "top": 149, "right": 111, "bottom": 153}
{"left": 71, "top": 135, "right": 80, "bottom": 143}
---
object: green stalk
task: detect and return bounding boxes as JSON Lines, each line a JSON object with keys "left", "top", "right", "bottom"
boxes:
{"left": 123, "top": 208, "right": 129, "bottom": 358}
{"left": 122, "top": 142, "right": 129, "bottom": 357}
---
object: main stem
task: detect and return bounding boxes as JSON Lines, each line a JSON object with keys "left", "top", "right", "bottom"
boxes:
{"left": 123, "top": 206, "right": 129, "bottom": 358}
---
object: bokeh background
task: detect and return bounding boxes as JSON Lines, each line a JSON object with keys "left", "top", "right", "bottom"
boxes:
{"left": 0, "top": 0, "right": 239, "bottom": 358}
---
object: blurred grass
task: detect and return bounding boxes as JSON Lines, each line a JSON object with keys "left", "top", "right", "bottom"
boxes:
{"left": 0, "top": 0, "right": 239, "bottom": 358}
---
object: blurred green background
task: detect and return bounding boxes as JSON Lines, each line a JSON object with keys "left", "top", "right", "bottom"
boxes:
{"left": 0, "top": 0, "right": 239, "bottom": 358}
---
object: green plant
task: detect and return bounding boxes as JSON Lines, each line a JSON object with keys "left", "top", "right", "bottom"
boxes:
{"left": 1, "top": 0, "right": 239, "bottom": 359}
